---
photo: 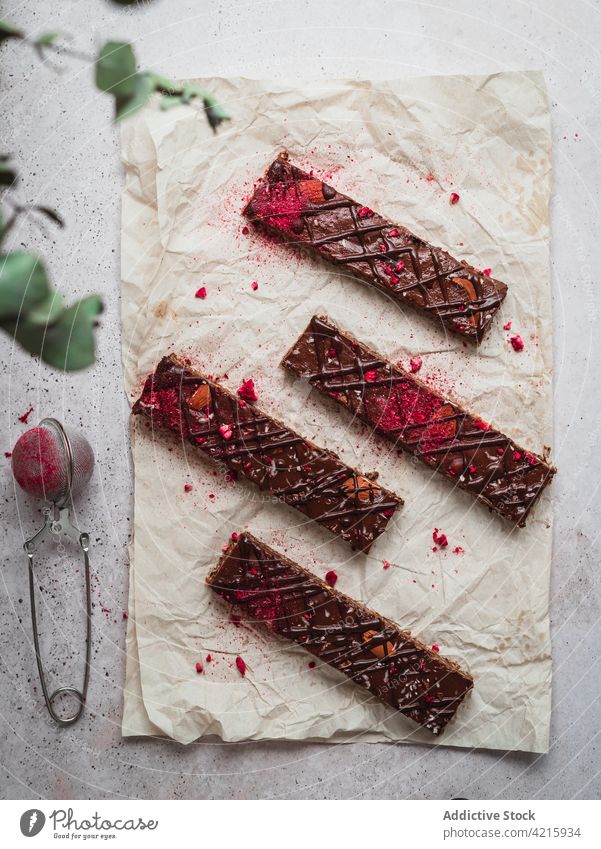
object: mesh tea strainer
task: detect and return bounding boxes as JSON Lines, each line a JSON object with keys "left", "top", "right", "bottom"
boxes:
{"left": 12, "top": 418, "right": 94, "bottom": 726}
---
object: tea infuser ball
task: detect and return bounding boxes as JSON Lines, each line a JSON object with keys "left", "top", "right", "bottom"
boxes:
{"left": 12, "top": 418, "right": 94, "bottom": 504}
{"left": 11, "top": 418, "right": 94, "bottom": 727}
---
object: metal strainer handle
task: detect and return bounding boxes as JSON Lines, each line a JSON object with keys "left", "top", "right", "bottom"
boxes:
{"left": 25, "top": 511, "right": 92, "bottom": 727}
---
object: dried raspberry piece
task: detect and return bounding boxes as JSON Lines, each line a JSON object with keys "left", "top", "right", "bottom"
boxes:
{"left": 308, "top": 661, "right": 316, "bottom": 669}
{"left": 452, "top": 546, "right": 464, "bottom": 555}
{"left": 364, "top": 370, "right": 377, "bottom": 382}
{"left": 389, "top": 228, "right": 399, "bottom": 237}
{"left": 251, "top": 281, "right": 258, "bottom": 291}
{"left": 195, "top": 662, "right": 203, "bottom": 674}
{"left": 469, "top": 465, "right": 476, "bottom": 474}
{"left": 513, "top": 451, "right": 522, "bottom": 461}
{"left": 195, "top": 287, "right": 207, "bottom": 300}
{"left": 206, "top": 654, "right": 212, "bottom": 663}
{"left": 432, "top": 529, "right": 448, "bottom": 548}
{"left": 231, "top": 532, "right": 239, "bottom": 541}
{"left": 237, "top": 378, "right": 258, "bottom": 402}
{"left": 325, "top": 570, "right": 338, "bottom": 587}
{"left": 219, "top": 424, "right": 233, "bottom": 440}
{"left": 235, "top": 656, "right": 246, "bottom": 677}
{"left": 473, "top": 420, "right": 489, "bottom": 431}
{"left": 383, "top": 560, "right": 391, "bottom": 570}
{"left": 4, "top": 451, "right": 12, "bottom": 458}
{"left": 357, "top": 206, "right": 374, "bottom": 218}
{"left": 242, "top": 226, "right": 249, "bottom": 235}
{"left": 510, "top": 335, "right": 524, "bottom": 352}
{"left": 327, "top": 348, "right": 336, "bottom": 357}
{"left": 18, "top": 407, "right": 33, "bottom": 424}
{"left": 497, "top": 448, "right": 504, "bottom": 455}
{"left": 503, "top": 321, "right": 512, "bottom": 331}
{"left": 432, "top": 644, "right": 440, "bottom": 652}
{"left": 409, "top": 355, "right": 422, "bottom": 373}
{"left": 450, "top": 192, "right": 460, "bottom": 205}
{"left": 482, "top": 268, "right": 492, "bottom": 277}
{"left": 395, "top": 261, "right": 405, "bottom": 272}
{"left": 122, "top": 610, "right": 128, "bottom": 620}
{"left": 184, "top": 483, "right": 193, "bottom": 492}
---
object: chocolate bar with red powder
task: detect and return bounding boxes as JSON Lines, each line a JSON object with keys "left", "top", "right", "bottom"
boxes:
{"left": 282, "top": 316, "right": 556, "bottom": 527}
{"left": 132, "top": 355, "right": 402, "bottom": 553}
{"left": 243, "top": 153, "right": 507, "bottom": 343}
{"left": 208, "top": 532, "right": 474, "bottom": 735}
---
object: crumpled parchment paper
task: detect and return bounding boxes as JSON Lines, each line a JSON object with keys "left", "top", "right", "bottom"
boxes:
{"left": 120, "top": 72, "right": 553, "bottom": 751}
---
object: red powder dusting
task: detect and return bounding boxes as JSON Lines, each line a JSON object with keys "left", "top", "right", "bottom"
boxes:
{"left": 432, "top": 644, "right": 440, "bottom": 652}
{"left": 184, "top": 484, "right": 193, "bottom": 492}
{"left": 11, "top": 426, "right": 64, "bottom": 500}
{"left": 450, "top": 192, "right": 460, "bottom": 205}
{"left": 503, "top": 321, "right": 512, "bottom": 331}
{"left": 510, "top": 335, "right": 524, "bottom": 352}
{"left": 195, "top": 287, "right": 207, "bottom": 300}
{"left": 482, "top": 268, "right": 492, "bottom": 277}
{"left": 235, "top": 656, "right": 246, "bottom": 677}
{"left": 325, "top": 570, "right": 338, "bottom": 587}
{"left": 18, "top": 407, "right": 34, "bottom": 424}
{"left": 432, "top": 529, "right": 448, "bottom": 548}
{"left": 195, "top": 662, "right": 203, "bottom": 674}
{"left": 237, "top": 378, "right": 258, "bottom": 402}
{"left": 251, "top": 182, "right": 306, "bottom": 232}
{"left": 409, "top": 356, "right": 422, "bottom": 373}
{"left": 251, "top": 281, "right": 259, "bottom": 291}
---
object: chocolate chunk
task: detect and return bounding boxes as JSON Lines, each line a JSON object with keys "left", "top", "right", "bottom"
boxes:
{"left": 281, "top": 316, "right": 556, "bottom": 527}
{"left": 244, "top": 153, "right": 508, "bottom": 343}
{"left": 133, "top": 355, "right": 402, "bottom": 552}
{"left": 207, "top": 532, "right": 473, "bottom": 735}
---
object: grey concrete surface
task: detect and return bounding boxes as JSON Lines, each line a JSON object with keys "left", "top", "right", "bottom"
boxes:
{"left": 1, "top": 0, "right": 600, "bottom": 800}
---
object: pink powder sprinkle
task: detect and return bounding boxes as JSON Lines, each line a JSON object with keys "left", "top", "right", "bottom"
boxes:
{"left": 450, "top": 192, "right": 460, "bottom": 205}
{"left": 195, "top": 287, "right": 207, "bottom": 300}
{"left": 235, "top": 656, "right": 246, "bottom": 677}
{"left": 325, "top": 570, "right": 338, "bottom": 587}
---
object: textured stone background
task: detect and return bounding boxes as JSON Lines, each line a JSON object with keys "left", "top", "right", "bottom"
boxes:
{"left": 1, "top": 0, "right": 599, "bottom": 799}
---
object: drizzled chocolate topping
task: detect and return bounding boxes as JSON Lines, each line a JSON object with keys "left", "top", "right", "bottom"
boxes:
{"left": 282, "top": 316, "right": 556, "bottom": 527}
{"left": 244, "top": 153, "right": 507, "bottom": 343}
{"left": 132, "top": 355, "right": 402, "bottom": 552}
{"left": 208, "top": 532, "right": 473, "bottom": 735}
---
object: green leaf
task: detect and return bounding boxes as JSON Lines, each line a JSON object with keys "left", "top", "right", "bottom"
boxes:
{"left": 0, "top": 252, "right": 51, "bottom": 319}
{"left": 95, "top": 41, "right": 137, "bottom": 99}
{"left": 24, "top": 289, "right": 64, "bottom": 325}
{"left": 0, "top": 154, "right": 18, "bottom": 186}
{"left": 203, "top": 95, "right": 229, "bottom": 132}
{"left": 35, "top": 31, "right": 60, "bottom": 47}
{"left": 0, "top": 20, "right": 24, "bottom": 45}
{"left": 11, "top": 294, "right": 102, "bottom": 370}
{"left": 114, "top": 71, "right": 155, "bottom": 121}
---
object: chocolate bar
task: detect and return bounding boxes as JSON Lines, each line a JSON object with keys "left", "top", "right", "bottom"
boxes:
{"left": 282, "top": 316, "right": 556, "bottom": 527}
{"left": 244, "top": 153, "right": 507, "bottom": 343}
{"left": 133, "top": 355, "right": 402, "bottom": 552}
{"left": 208, "top": 532, "right": 473, "bottom": 735}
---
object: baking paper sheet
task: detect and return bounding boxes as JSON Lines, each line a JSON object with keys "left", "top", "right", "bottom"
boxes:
{"left": 120, "top": 73, "right": 553, "bottom": 751}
